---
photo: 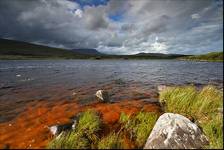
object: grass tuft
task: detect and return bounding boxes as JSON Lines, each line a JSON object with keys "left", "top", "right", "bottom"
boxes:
{"left": 98, "top": 132, "right": 122, "bottom": 149}
{"left": 159, "top": 85, "right": 223, "bottom": 149}
{"left": 119, "top": 112, "right": 158, "bottom": 148}
{"left": 76, "top": 110, "right": 101, "bottom": 143}
{"left": 47, "top": 131, "right": 89, "bottom": 149}
{"left": 47, "top": 110, "right": 101, "bottom": 149}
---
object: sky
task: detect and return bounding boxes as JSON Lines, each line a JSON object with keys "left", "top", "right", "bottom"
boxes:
{"left": 0, "top": 0, "right": 223, "bottom": 55}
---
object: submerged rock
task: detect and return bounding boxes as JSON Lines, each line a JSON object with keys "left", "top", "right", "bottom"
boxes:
{"left": 49, "top": 114, "right": 80, "bottom": 136}
{"left": 95, "top": 90, "right": 110, "bottom": 103}
{"left": 144, "top": 113, "right": 209, "bottom": 149}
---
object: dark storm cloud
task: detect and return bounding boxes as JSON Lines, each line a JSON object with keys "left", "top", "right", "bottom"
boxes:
{"left": 0, "top": 0, "right": 223, "bottom": 54}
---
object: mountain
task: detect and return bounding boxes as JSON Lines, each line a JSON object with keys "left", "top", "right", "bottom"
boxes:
{"left": 71, "top": 49, "right": 102, "bottom": 55}
{"left": 1, "top": 38, "right": 218, "bottom": 61}
{"left": 0, "top": 38, "right": 95, "bottom": 59}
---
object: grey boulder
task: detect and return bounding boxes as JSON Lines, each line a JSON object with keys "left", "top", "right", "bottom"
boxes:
{"left": 144, "top": 113, "right": 209, "bottom": 149}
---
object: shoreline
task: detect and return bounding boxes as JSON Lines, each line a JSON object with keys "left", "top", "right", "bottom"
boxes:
{"left": 0, "top": 84, "right": 222, "bottom": 149}
{"left": 0, "top": 57, "right": 223, "bottom": 62}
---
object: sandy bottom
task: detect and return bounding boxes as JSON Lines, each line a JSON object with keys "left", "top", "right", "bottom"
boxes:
{"left": 0, "top": 98, "right": 162, "bottom": 149}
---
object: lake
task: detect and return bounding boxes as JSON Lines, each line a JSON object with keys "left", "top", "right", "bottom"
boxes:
{"left": 0, "top": 60, "right": 223, "bottom": 122}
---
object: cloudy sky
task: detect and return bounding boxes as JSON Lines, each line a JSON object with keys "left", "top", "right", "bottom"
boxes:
{"left": 0, "top": 0, "right": 223, "bottom": 54}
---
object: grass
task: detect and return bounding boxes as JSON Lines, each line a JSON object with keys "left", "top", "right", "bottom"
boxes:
{"left": 159, "top": 85, "right": 223, "bottom": 149}
{"left": 47, "top": 110, "right": 159, "bottom": 149}
{"left": 47, "top": 110, "right": 101, "bottom": 149}
{"left": 47, "top": 131, "right": 90, "bottom": 149}
{"left": 119, "top": 112, "right": 158, "bottom": 148}
{"left": 181, "top": 51, "right": 223, "bottom": 62}
{"left": 76, "top": 110, "right": 101, "bottom": 143}
{"left": 98, "top": 132, "right": 122, "bottom": 149}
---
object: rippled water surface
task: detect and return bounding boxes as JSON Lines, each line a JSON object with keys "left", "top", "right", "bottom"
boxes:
{"left": 0, "top": 60, "right": 223, "bottom": 122}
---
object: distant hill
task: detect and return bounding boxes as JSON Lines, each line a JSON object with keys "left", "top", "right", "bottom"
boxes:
{"left": 1, "top": 38, "right": 221, "bottom": 61}
{"left": 134, "top": 52, "right": 187, "bottom": 58}
{"left": 71, "top": 48, "right": 102, "bottom": 55}
{"left": 181, "top": 51, "right": 223, "bottom": 62}
{"left": 0, "top": 38, "right": 95, "bottom": 59}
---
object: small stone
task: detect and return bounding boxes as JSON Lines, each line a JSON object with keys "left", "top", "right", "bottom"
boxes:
{"left": 16, "top": 74, "right": 21, "bottom": 77}
{"left": 157, "top": 85, "right": 167, "bottom": 92}
{"left": 95, "top": 90, "right": 110, "bottom": 103}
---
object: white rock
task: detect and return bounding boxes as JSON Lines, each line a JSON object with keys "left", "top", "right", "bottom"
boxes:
{"left": 72, "top": 92, "right": 77, "bottom": 96}
{"left": 157, "top": 85, "right": 167, "bottom": 92}
{"left": 95, "top": 90, "right": 110, "bottom": 102}
{"left": 49, "top": 125, "right": 58, "bottom": 135}
{"left": 144, "top": 113, "right": 209, "bottom": 149}
{"left": 49, "top": 114, "right": 80, "bottom": 136}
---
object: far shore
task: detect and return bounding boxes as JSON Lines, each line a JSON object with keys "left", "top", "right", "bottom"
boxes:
{"left": 0, "top": 56, "right": 223, "bottom": 62}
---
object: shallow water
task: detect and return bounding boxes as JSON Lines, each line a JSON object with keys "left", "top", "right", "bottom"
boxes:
{"left": 0, "top": 59, "right": 223, "bottom": 122}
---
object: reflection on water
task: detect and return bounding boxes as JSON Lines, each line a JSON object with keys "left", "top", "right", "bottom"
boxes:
{"left": 0, "top": 60, "right": 223, "bottom": 122}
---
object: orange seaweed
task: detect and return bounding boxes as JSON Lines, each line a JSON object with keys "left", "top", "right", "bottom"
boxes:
{"left": 0, "top": 99, "right": 161, "bottom": 149}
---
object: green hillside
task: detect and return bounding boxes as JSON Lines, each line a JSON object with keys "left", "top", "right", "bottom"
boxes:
{"left": 0, "top": 38, "right": 92, "bottom": 59}
{"left": 182, "top": 51, "right": 223, "bottom": 62}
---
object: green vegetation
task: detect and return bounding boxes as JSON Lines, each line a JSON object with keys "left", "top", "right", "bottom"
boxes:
{"left": 76, "top": 110, "right": 101, "bottom": 143}
{"left": 98, "top": 133, "right": 122, "bottom": 149}
{"left": 47, "top": 110, "right": 159, "bottom": 149}
{"left": 47, "top": 131, "right": 90, "bottom": 149}
{"left": 119, "top": 112, "right": 158, "bottom": 148}
{"left": 47, "top": 110, "right": 101, "bottom": 149}
{"left": 181, "top": 51, "right": 223, "bottom": 62}
{"left": 159, "top": 85, "right": 223, "bottom": 149}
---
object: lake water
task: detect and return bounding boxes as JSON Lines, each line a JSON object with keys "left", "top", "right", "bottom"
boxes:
{"left": 0, "top": 60, "right": 223, "bottom": 122}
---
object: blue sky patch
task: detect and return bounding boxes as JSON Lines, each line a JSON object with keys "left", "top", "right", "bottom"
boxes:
{"left": 73, "top": 0, "right": 109, "bottom": 8}
{"left": 109, "top": 13, "right": 123, "bottom": 22}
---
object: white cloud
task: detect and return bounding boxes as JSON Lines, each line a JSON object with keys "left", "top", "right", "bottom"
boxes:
{"left": 191, "top": 13, "right": 200, "bottom": 19}
{"left": 151, "top": 41, "right": 169, "bottom": 54}
{"left": 74, "top": 9, "right": 83, "bottom": 18}
{"left": 0, "top": 0, "right": 223, "bottom": 54}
